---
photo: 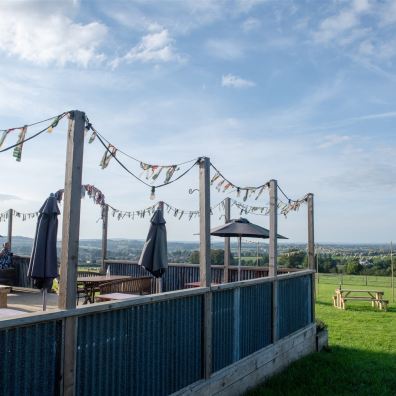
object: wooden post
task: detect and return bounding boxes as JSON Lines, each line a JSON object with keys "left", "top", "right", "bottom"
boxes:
{"left": 7, "top": 209, "right": 13, "bottom": 249}
{"left": 101, "top": 204, "right": 108, "bottom": 274}
{"left": 307, "top": 193, "right": 315, "bottom": 270}
{"left": 269, "top": 179, "right": 278, "bottom": 342}
{"left": 199, "top": 157, "right": 211, "bottom": 287}
{"left": 224, "top": 197, "right": 231, "bottom": 283}
{"left": 58, "top": 110, "right": 85, "bottom": 396}
{"left": 269, "top": 179, "right": 277, "bottom": 277}
{"left": 157, "top": 201, "right": 164, "bottom": 294}
{"left": 199, "top": 157, "right": 212, "bottom": 379}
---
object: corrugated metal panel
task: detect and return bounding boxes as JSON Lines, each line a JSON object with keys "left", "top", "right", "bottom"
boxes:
{"left": 13, "top": 256, "right": 34, "bottom": 288}
{"left": 240, "top": 282, "right": 272, "bottom": 358}
{"left": 278, "top": 274, "right": 312, "bottom": 339}
{"left": 0, "top": 320, "right": 62, "bottom": 396}
{"left": 212, "top": 289, "right": 234, "bottom": 372}
{"left": 76, "top": 295, "right": 203, "bottom": 396}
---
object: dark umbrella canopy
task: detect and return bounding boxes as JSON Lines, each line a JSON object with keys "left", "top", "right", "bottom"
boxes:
{"left": 27, "top": 195, "right": 60, "bottom": 289}
{"left": 210, "top": 218, "right": 287, "bottom": 239}
{"left": 139, "top": 209, "right": 168, "bottom": 278}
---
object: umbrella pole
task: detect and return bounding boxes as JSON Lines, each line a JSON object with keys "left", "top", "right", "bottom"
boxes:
{"left": 238, "top": 237, "right": 241, "bottom": 281}
{"left": 42, "top": 288, "right": 47, "bottom": 311}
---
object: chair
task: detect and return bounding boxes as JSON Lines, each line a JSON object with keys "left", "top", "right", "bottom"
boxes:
{"left": 99, "top": 277, "right": 154, "bottom": 296}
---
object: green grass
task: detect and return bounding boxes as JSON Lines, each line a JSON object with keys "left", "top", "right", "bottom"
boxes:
{"left": 247, "top": 278, "right": 396, "bottom": 396}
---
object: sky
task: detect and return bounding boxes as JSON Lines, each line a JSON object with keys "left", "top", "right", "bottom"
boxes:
{"left": 0, "top": 0, "right": 395, "bottom": 244}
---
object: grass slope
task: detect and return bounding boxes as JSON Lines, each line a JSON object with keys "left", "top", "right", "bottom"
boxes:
{"left": 248, "top": 279, "right": 396, "bottom": 396}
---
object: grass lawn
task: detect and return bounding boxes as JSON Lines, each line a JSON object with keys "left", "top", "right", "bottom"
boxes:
{"left": 247, "top": 278, "right": 396, "bottom": 396}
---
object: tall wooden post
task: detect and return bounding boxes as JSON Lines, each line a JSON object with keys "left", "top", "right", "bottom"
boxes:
{"left": 7, "top": 209, "right": 13, "bottom": 249}
{"left": 58, "top": 110, "right": 85, "bottom": 396}
{"left": 199, "top": 157, "right": 212, "bottom": 379}
{"left": 199, "top": 157, "right": 211, "bottom": 287}
{"left": 269, "top": 179, "right": 278, "bottom": 277}
{"left": 224, "top": 197, "right": 231, "bottom": 283}
{"left": 307, "top": 193, "right": 315, "bottom": 270}
{"left": 101, "top": 204, "right": 108, "bottom": 274}
{"left": 269, "top": 179, "right": 278, "bottom": 342}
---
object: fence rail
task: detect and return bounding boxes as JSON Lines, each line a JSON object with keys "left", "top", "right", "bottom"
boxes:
{"left": 0, "top": 269, "right": 314, "bottom": 396}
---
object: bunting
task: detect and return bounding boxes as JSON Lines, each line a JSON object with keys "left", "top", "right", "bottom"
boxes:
{"left": 12, "top": 126, "right": 27, "bottom": 161}
{"left": 0, "top": 209, "right": 39, "bottom": 222}
{"left": 100, "top": 144, "right": 117, "bottom": 169}
{"left": 140, "top": 162, "right": 179, "bottom": 185}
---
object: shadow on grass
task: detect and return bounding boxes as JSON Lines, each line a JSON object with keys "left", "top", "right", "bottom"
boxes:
{"left": 246, "top": 347, "right": 396, "bottom": 396}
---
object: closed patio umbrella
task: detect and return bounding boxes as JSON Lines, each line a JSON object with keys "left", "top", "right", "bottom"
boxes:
{"left": 27, "top": 194, "right": 60, "bottom": 310}
{"left": 139, "top": 209, "right": 168, "bottom": 291}
{"left": 211, "top": 218, "right": 287, "bottom": 281}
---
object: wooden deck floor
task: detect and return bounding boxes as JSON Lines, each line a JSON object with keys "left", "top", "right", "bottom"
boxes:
{"left": 7, "top": 287, "right": 59, "bottom": 313}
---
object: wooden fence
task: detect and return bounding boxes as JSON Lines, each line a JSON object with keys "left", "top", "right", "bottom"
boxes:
{"left": 0, "top": 269, "right": 314, "bottom": 396}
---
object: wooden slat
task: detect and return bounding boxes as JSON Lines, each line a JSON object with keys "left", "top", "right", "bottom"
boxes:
{"left": 101, "top": 204, "right": 108, "bottom": 273}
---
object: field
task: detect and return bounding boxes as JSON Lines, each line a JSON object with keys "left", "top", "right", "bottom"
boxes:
{"left": 248, "top": 275, "right": 396, "bottom": 396}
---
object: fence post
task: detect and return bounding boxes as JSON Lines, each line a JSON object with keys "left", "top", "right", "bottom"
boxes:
{"left": 307, "top": 193, "right": 316, "bottom": 316}
{"left": 269, "top": 179, "right": 278, "bottom": 342}
{"left": 58, "top": 110, "right": 85, "bottom": 396}
{"left": 157, "top": 201, "right": 164, "bottom": 293}
{"left": 101, "top": 204, "right": 108, "bottom": 274}
{"left": 224, "top": 197, "right": 231, "bottom": 283}
{"left": 7, "top": 208, "right": 13, "bottom": 249}
{"left": 199, "top": 157, "right": 212, "bottom": 378}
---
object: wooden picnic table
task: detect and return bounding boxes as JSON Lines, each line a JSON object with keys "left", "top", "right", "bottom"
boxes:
{"left": 77, "top": 275, "right": 132, "bottom": 304}
{"left": 333, "top": 288, "right": 387, "bottom": 310}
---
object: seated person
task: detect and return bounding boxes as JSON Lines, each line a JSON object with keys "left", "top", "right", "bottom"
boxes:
{"left": 0, "top": 242, "right": 12, "bottom": 269}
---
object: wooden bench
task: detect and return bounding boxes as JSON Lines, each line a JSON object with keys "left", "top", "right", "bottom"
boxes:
{"left": 0, "top": 285, "right": 12, "bottom": 308}
{"left": 98, "top": 276, "right": 154, "bottom": 296}
{"left": 340, "top": 296, "right": 388, "bottom": 311}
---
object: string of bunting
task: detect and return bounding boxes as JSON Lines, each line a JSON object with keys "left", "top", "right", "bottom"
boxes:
{"left": 278, "top": 194, "right": 309, "bottom": 217}
{"left": 0, "top": 112, "right": 67, "bottom": 161}
{"left": 210, "top": 162, "right": 270, "bottom": 202}
{"left": 0, "top": 209, "right": 39, "bottom": 222}
{"left": 84, "top": 117, "right": 198, "bottom": 198}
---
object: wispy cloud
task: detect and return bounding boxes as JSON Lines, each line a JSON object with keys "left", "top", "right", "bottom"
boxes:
{"left": 221, "top": 74, "right": 256, "bottom": 88}
{"left": 0, "top": 2, "right": 107, "bottom": 67}
{"left": 111, "top": 28, "right": 184, "bottom": 68}
{"left": 0, "top": 194, "right": 21, "bottom": 202}
{"left": 206, "top": 39, "right": 245, "bottom": 60}
{"left": 318, "top": 134, "right": 351, "bottom": 149}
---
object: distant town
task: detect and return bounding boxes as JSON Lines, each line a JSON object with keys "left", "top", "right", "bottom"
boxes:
{"left": 4, "top": 236, "right": 393, "bottom": 276}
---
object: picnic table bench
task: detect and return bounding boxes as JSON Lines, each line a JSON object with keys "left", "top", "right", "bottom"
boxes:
{"left": 333, "top": 288, "right": 388, "bottom": 311}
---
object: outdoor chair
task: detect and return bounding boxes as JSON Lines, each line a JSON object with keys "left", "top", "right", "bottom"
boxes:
{"left": 98, "top": 276, "right": 154, "bottom": 295}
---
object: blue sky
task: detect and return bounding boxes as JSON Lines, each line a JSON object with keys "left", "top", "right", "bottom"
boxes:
{"left": 0, "top": 0, "right": 395, "bottom": 244}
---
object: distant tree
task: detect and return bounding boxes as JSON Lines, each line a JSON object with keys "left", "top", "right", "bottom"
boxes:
{"left": 279, "top": 249, "right": 306, "bottom": 268}
{"left": 345, "top": 258, "right": 363, "bottom": 275}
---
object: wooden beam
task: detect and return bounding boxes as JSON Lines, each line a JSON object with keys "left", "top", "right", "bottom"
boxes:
{"left": 157, "top": 201, "right": 164, "bottom": 293}
{"left": 199, "top": 157, "right": 212, "bottom": 379}
{"left": 199, "top": 157, "right": 211, "bottom": 287}
{"left": 7, "top": 208, "right": 13, "bottom": 249}
{"left": 59, "top": 110, "right": 85, "bottom": 309}
{"left": 307, "top": 193, "right": 315, "bottom": 270}
{"left": 268, "top": 180, "right": 278, "bottom": 277}
{"left": 101, "top": 204, "right": 109, "bottom": 274}
{"left": 223, "top": 197, "right": 231, "bottom": 283}
{"left": 268, "top": 179, "right": 278, "bottom": 342}
{"left": 58, "top": 110, "right": 85, "bottom": 396}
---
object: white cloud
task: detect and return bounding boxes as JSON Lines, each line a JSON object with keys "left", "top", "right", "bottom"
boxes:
{"left": 318, "top": 135, "right": 351, "bottom": 149}
{"left": 111, "top": 28, "right": 184, "bottom": 67}
{"left": 313, "top": 0, "right": 370, "bottom": 44}
{"left": 0, "top": 2, "right": 107, "bottom": 67}
{"left": 221, "top": 74, "right": 256, "bottom": 88}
